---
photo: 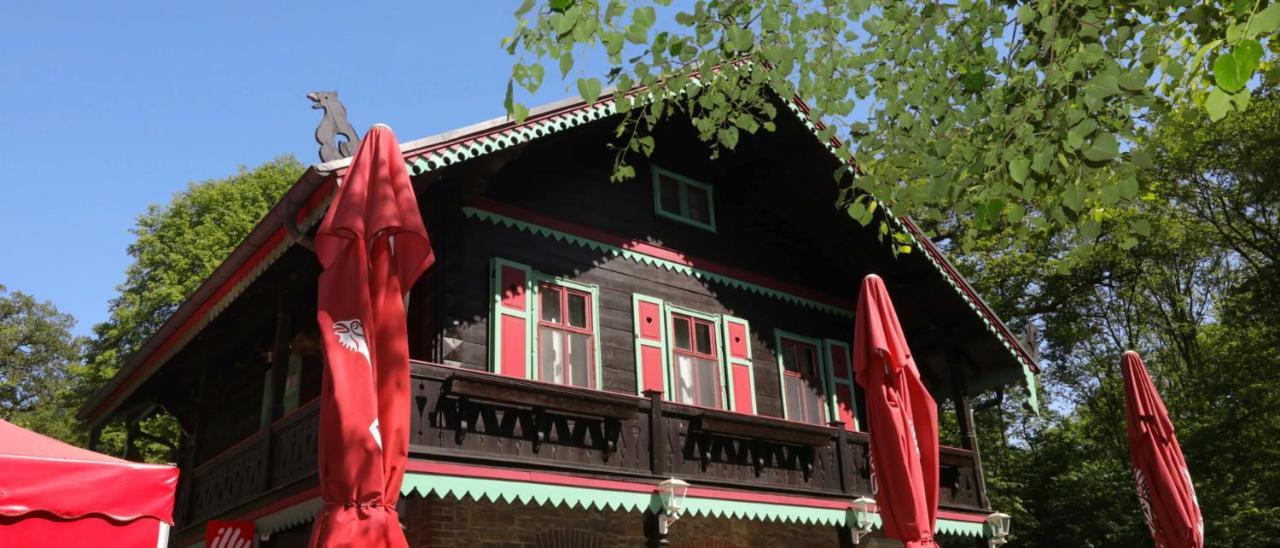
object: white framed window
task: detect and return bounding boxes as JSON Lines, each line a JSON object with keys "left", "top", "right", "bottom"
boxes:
{"left": 652, "top": 166, "right": 716, "bottom": 232}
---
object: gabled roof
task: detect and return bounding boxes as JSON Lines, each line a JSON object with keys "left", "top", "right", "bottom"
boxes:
{"left": 79, "top": 88, "right": 1039, "bottom": 424}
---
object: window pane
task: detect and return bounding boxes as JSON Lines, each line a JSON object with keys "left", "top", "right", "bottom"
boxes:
{"left": 798, "top": 346, "right": 817, "bottom": 376}
{"left": 539, "top": 327, "right": 564, "bottom": 384}
{"left": 785, "top": 377, "right": 803, "bottom": 420}
{"left": 541, "top": 287, "right": 562, "bottom": 323}
{"left": 675, "top": 355, "right": 696, "bottom": 405}
{"left": 569, "top": 332, "right": 591, "bottom": 388}
{"left": 782, "top": 342, "right": 801, "bottom": 373}
{"left": 694, "top": 321, "right": 713, "bottom": 355}
{"left": 672, "top": 316, "right": 691, "bottom": 350}
{"left": 803, "top": 380, "right": 824, "bottom": 424}
{"left": 659, "top": 175, "right": 681, "bottom": 214}
{"left": 686, "top": 185, "right": 710, "bottom": 223}
{"left": 696, "top": 358, "right": 720, "bottom": 407}
{"left": 567, "top": 292, "right": 588, "bottom": 329}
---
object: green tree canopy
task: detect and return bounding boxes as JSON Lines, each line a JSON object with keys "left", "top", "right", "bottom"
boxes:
{"left": 505, "top": 0, "right": 1280, "bottom": 261}
{"left": 942, "top": 90, "right": 1280, "bottom": 545}
{"left": 0, "top": 285, "right": 85, "bottom": 442}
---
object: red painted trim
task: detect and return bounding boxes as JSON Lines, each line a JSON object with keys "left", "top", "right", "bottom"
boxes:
{"left": 471, "top": 197, "right": 856, "bottom": 311}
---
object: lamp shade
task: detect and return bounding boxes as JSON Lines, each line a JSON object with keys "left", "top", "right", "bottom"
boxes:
{"left": 657, "top": 478, "right": 690, "bottom": 515}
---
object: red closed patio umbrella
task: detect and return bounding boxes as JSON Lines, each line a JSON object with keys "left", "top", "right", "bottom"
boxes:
{"left": 310, "top": 125, "right": 433, "bottom": 547}
{"left": 0, "top": 418, "right": 178, "bottom": 547}
{"left": 1122, "top": 351, "right": 1204, "bottom": 548}
{"left": 853, "top": 274, "right": 939, "bottom": 547}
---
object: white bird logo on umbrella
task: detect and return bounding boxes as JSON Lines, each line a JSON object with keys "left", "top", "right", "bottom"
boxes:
{"left": 333, "top": 319, "right": 371, "bottom": 367}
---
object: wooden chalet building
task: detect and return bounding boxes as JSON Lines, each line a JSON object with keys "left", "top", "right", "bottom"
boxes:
{"left": 79, "top": 91, "right": 1039, "bottom": 547}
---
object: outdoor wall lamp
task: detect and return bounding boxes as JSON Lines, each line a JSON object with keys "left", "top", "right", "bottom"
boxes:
{"left": 656, "top": 478, "right": 690, "bottom": 535}
{"left": 849, "top": 496, "right": 877, "bottom": 543}
{"left": 986, "top": 512, "right": 1011, "bottom": 547}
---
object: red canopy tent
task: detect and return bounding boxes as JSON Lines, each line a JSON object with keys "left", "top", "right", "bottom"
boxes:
{"left": 0, "top": 418, "right": 179, "bottom": 547}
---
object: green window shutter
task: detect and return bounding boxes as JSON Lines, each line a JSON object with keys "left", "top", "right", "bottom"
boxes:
{"left": 490, "top": 258, "right": 534, "bottom": 379}
{"left": 633, "top": 294, "right": 669, "bottom": 395}
{"left": 823, "top": 339, "right": 858, "bottom": 430}
{"left": 721, "top": 316, "right": 756, "bottom": 414}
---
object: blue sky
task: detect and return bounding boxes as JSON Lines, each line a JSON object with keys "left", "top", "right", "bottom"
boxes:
{"left": 0, "top": 1, "right": 604, "bottom": 335}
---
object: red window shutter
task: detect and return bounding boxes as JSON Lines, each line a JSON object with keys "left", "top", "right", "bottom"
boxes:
{"left": 491, "top": 260, "right": 532, "bottom": 378}
{"left": 825, "top": 340, "right": 858, "bottom": 430}
{"left": 632, "top": 295, "right": 667, "bottom": 394}
{"left": 722, "top": 316, "right": 755, "bottom": 414}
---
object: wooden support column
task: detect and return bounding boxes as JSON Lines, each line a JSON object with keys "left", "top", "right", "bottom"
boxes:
{"left": 266, "top": 288, "right": 295, "bottom": 425}
{"left": 951, "top": 359, "right": 990, "bottom": 511}
{"left": 87, "top": 422, "right": 104, "bottom": 452}
{"left": 830, "top": 420, "right": 853, "bottom": 494}
{"left": 646, "top": 389, "right": 667, "bottom": 477}
{"left": 124, "top": 416, "right": 142, "bottom": 461}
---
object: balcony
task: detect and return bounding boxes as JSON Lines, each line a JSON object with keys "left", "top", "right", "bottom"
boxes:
{"left": 176, "top": 360, "right": 987, "bottom": 534}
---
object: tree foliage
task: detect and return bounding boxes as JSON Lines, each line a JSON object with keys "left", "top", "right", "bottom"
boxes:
{"left": 944, "top": 91, "right": 1280, "bottom": 545}
{"left": 0, "top": 285, "right": 85, "bottom": 442}
{"left": 505, "top": 0, "right": 1280, "bottom": 260}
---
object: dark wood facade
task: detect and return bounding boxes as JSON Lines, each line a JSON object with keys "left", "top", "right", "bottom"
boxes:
{"left": 83, "top": 97, "right": 1030, "bottom": 545}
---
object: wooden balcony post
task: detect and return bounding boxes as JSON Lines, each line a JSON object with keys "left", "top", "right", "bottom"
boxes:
{"left": 830, "top": 420, "right": 853, "bottom": 494}
{"left": 645, "top": 390, "right": 667, "bottom": 477}
{"left": 951, "top": 360, "right": 990, "bottom": 510}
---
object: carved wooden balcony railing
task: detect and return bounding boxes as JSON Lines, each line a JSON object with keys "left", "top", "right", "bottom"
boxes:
{"left": 177, "top": 400, "right": 320, "bottom": 529}
{"left": 408, "top": 361, "right": 989, "bottom": 511}
{"left": 177, "top": 360, "right": 987, "bottom": 532}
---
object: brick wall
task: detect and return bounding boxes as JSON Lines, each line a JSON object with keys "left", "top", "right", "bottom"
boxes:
{"left": 402, "top": 495, "right": 840, "bottom": 548}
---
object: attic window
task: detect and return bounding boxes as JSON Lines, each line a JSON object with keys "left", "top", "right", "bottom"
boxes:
{"left": 652, "top": 167, "right": 716, "bottom": 232}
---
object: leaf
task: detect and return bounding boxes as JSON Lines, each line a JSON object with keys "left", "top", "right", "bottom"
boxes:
{"left": 1085, "top": 73, "right": 1121, "bottom": 101}
{"left": 503, "top": 79, "right": 515, "bottom": 115}
{"left": 1119, "top": 237, "right": 1138, "bottom": 250}
{"left": 1118, "top": 71, "right": 1148, "bottom": 92}
{"left": 848, "top": 202, "right": 869, "bottom": 225}
{"left": 1235, "top": 40, "right": 1263, "bottom": 77}
{"left": 1083, "top": 133, "right": 1119, "bottom": 162}
{"left": 625, "top": 24, "right": 648, "bottom": 44}
{"left": 718, "top": 127, "right": 739, "bottom": 149}
{"left": 549, "top": 0, "right": 573, "bottom": 12}
{"left": 577, "top": 77, "right": 602, "bottom": 104}
{"left": 1206, "top": 87, "right": 1232, "bottom": 121}
{"left": 1131, "top": 148, "right": 1155, "bottom": 170}
{"left": 1213, "top": 51, "right": 1246, "bottom": 93}
{"left": 514, "top": 0, "right": 535, "bottom": 17}
{"left": 1119, "top": 176, "right": 1139, "bottom": 199}
{"left": 1187, "top": 39, "right": 1223, "bottom": 77}
{"left": 1255, "top": 3, "right": 1280, "bottom": 34}
{"left": 1016, "top": 5, "right": 1035, "bottom": 24}
{"left": 559, "top": 54, "right": 574, "bottom": 77}
{"left": 1009, "top": 158, "right": 1030, "bottom": 184}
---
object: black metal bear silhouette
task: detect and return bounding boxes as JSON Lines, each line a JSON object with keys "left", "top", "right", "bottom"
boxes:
{"left": 307, "top": 91, "right": 361, "bottom": 162}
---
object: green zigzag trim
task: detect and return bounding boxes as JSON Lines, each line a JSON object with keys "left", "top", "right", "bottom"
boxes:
{"left": 405, "top": 103, "right": 619, "bottom": 177}
{"left": 401, "top": 472, "right": 987, "bottom": 537}
{"left": 463, "top": 207, "right": 853, "bottom": 318}
{"left": 783, "top": 101, "right": 1040, "bottom": 413}
{"left": 402, "top": 473, "right": 660, "bottom": 514}
{"left": 682, "top": 497, "right": 847, "bottom": 527}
